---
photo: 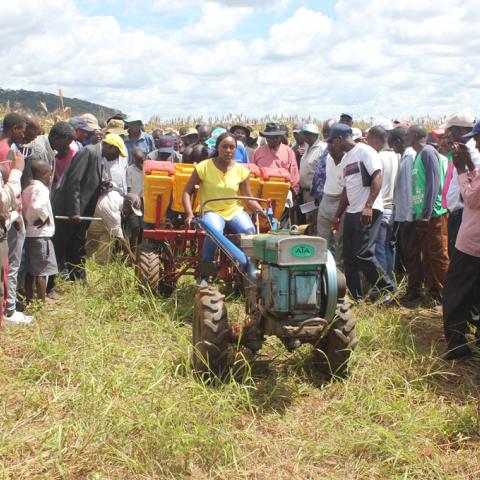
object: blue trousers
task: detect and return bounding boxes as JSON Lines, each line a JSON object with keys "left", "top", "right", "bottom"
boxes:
{"left": 375, "top": 208, "right": 395, "bottom": 280}
{"left": 202, "top": 210, "right": 255, "bottom": 262}
{"left": 343, "top": 210, "right": 396, "bottom": 299}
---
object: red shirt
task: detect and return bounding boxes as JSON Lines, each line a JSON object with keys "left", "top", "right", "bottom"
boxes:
{"left": 0, "top": 140, "right": 10, "bottom": 164}
{"left": 250, "top": 143, "right": 300, "bottom": 193}
{"left": 54, "top": 143, "right": 78, "bottom": 186}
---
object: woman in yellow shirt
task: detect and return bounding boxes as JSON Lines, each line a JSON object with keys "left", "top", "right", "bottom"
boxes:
{"left": 183, "top": 132, "right": 265, "bottom": 279}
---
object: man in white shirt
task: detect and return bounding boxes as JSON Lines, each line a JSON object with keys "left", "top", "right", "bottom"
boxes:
{"left": 367, "top": 126, "right": 399, "bottom": 281}
{"left": 299, "top": 124, "right": 326, "bottom": 234}
{"left": 329, "top": 124, "right": 395, "bottom": 301}
{"left": 86, "top": 191, "right": 142, "bottom": 264}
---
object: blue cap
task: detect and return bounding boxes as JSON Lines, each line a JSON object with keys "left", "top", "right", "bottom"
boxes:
{"left": 463, "top": 121, "right": 480, "bottom": 139}
{"left": 327, "top": 124, "right": 353, "bottom": 143}
{"left": 157, "top": 135, "right": 174, "bottom": 153}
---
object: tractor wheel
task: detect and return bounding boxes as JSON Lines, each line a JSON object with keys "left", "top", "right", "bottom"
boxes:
{"left": 192, "top": 286, "right": 230, "bottom": 375}
{"left": 135, "top": 244, "right": 160, "bottom": 292}
{"left": 157, "top": 241, "right": 176, "bottom": 297}
{"left": 313, "top": 301, "right": 357, "bottom": 377}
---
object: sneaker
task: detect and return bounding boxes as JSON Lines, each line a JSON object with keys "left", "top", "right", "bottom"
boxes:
{"left": 5, "top": 311, "right": 34, "bottom": 324}
{"left": 375, "top": 293, "right": 395, "bottom": 306}
{"left": 196, "top": 278, "right": 209, "bottom": 288}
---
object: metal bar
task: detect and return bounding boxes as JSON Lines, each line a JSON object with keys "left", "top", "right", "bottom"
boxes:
{"left": 55, "top": 216, "right": 103, "bottom": 221}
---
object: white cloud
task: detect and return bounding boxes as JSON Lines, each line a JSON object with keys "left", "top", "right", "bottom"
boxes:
{"left": 177, "top": 2, "right": 253, "bottom": 44}
{"left": 1, "top": 0, "right": 479, "bottom": 121}
{"left": 152, "top": 0, "right": 289, "bottom": 12}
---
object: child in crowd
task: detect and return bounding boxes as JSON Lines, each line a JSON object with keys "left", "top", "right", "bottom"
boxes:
{"left": 22, "top": 159, "right": 58, "bottom": 304}
{"left": 126, "top": 147, "right": 144, "bottom": 250}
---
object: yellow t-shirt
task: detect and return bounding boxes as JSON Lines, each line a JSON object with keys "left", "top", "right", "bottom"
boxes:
{"left": 196, "top": 158, "right": 250, "bottom": 220}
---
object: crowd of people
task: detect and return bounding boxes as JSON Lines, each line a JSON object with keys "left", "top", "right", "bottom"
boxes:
{"left": 0, "top": 110, "right": 478, "bottom": 361}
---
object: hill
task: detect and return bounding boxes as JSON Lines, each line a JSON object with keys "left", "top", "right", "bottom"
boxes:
{"left": 0, "top": 88, "right": 121, "bottom": 122}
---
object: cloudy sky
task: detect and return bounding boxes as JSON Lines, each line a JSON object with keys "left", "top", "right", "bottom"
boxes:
{"left": 1, "top": 0, "right": 479, "bottom": 121}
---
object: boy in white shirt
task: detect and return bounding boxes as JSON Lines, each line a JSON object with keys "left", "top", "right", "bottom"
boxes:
{"left": 22, "top": 160, "right": 58, "bottom": 304}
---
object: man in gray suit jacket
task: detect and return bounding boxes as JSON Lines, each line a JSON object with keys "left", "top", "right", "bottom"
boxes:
{"left": 52, "top": 134, "right": 128, "bottom": 282}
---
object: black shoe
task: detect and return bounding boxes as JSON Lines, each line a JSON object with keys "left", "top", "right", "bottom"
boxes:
{"left": 400, "top": 291, "right": 422, "bottom": 307}
{"left": 441, "top": 346, "right": 473, "bottom": 361}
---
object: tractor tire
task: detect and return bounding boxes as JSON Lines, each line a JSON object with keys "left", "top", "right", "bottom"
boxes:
{"left": 192, "top": 286, "right": 230, "bottom": 375}
{"left": 313, "top": 301, "right": 357, "bottom": 377}
{"left": 135, "top": 244, "right": 160, "bottom": 292}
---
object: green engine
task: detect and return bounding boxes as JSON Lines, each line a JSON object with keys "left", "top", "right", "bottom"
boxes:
{"left": 241, "top": 232, "right": 339, "bottom": 325}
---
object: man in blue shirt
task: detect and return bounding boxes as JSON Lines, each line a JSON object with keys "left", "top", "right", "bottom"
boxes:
{"left": 123, "top": 119, "right": 154, "bottom": 164}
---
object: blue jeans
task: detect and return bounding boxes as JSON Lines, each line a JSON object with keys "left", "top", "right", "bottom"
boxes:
{"left": 375, "top": 208, "right": 395, "bottom": 280}
{"left": 343, "top": 210, "right": 396, "bottom": 299}
{"left": 202, "top": 210, "right": 255, "bottom": 262}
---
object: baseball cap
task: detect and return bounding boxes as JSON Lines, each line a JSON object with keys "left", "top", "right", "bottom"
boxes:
{"left": 442, "top": 112, "right": 475, "bottom": 129}
{"left": 205, "top": 127, "right": 227, "bottom": 147}
{"left": 300, "top": 124, "right": 319, "bottom": 135}
{"left": 181, "top": 127, "right": 199, "bottom": 138}
{"left": 157, "top": 135, "right": 174, "bottom": 153}
{"left": 463, "top": 121, "right": 480, "bottom": 139}
{"left": 431, "top": 128, "right": 445, "bottom": 138}
{"left": 103, "top": 133, "right": 128, "bottom": 157}
{"left": 327, "top": 124, "right": 353, "bottom": 143}
{"left": 340, "top": 113, "right": 353, "bottom": 120}
{"left": 69, "top": 117, "right": 94, "bottom": 132}
{"left": 351, "top": 127, "right": 363, "bottom": 140}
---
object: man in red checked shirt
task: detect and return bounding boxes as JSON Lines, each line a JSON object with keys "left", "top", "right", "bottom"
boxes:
{"left": 442, "top": 121, "right": 480, "bottom": 360}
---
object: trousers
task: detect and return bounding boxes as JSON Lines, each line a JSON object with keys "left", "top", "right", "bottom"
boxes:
{"left": 375, "top": 207, "right": 395, "bottom": 280}
{"left": 400, "top": 221, "right": 424, "bottom": 295}
{"left": 302, "top": 190, "right": 318, "bottom": 235}
{"left": 202, "top": 210, "right": 255, "bottom": 262}
{"left": 416, "top": 214, "right": 449, "bottom": 300}
{"left": 443, "top": 248, "right": 480, "bottom": 350}
{"left": 316, "top": 193, "right": 343, "bottom": 268}
{"left": 86, "top": 221, "right": 114, "bottom": 265}
{"left": 0, "top": 239, "right": 7, "bottom": 320}
{"left": 447, "top": 209, "right": 463, "bottom": 259}
{"left": 343, "top": 210, "right": 395, "bottom": 299}
{"left": 53, "top": 220, "right": 91, "bottom": 281}
{"left": 6, "top": 221, "right": 26, "bottom": 315}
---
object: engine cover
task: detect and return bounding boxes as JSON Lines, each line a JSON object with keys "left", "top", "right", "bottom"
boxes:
{"left": 260, "top": 265, "right": 323, "bottom": 318}
{"left": 252, "top": 234, "right": 327, "bottom": 266}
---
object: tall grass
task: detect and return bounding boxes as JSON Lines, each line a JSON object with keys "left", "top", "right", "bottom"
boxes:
{"left": 1, "top": 259, "right": 479, "bottom": 478}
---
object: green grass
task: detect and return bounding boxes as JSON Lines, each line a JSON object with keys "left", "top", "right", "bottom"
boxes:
{"left": 1, "top": 260, "right": 480, "bottom": 479}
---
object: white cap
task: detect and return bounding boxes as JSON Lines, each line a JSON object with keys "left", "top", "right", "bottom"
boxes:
{"left": 301, "top": 124, "right": 319, "bottom": 135}
{"left": 441, "top": 112, "right": 475, "bottom": 129}
{"left": 351, "top": 127, "right": 363, "bottom": 140}
{"left": 372, "top": 117, "right": 394, "bottom": 131}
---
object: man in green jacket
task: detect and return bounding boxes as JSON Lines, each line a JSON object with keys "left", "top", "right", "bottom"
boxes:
{"left": 406, "top": 125, "right": 449, "bottom": 303}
